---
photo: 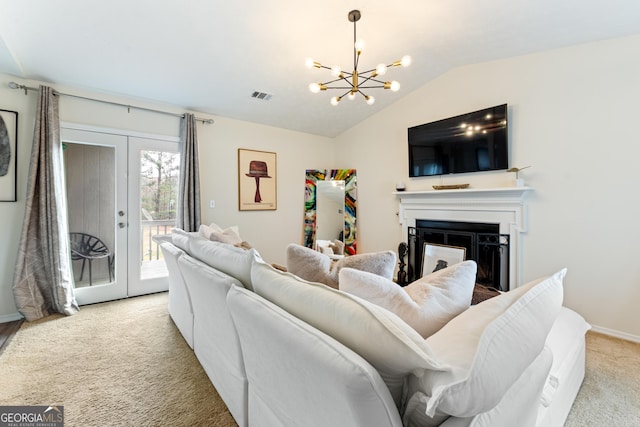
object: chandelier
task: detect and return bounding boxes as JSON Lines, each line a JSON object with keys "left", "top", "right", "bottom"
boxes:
{"left": 306, "top": 9, "right": 411, "bottom": 106}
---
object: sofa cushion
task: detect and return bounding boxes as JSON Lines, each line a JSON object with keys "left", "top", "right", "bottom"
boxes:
{"left": 339, "top": 261, "right": 477, "bottom": 338}
{"left": 189, "top": 237, "right": 261, "bottom": 291}
{"left": 403, "top": 269, "right": 566, "bottom": 424}
{"left": 251, "top": 261, "right": 449, "bottom": 409}
{"left": 286, "top": 243, "right": 396, "bottom": 289}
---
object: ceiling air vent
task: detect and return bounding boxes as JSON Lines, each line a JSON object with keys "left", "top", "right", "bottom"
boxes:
{"left": 251, "top": 91, "right": 273, "bottom": 101}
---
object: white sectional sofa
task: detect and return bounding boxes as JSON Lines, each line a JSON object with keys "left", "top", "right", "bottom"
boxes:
{"left": 160, "top": 229, "right": 590, "bottom": 427}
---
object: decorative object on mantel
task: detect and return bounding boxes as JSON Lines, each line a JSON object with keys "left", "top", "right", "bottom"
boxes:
{"left": 306, "top": 10, "right": 411, "bottom": 106}
{"left": 432, "top": 184, "right": 470, "bottom": 190}
{"left": 395, "top": 181, "right": 406, "bottom": 191}
{"left": 507, "top": 166, "right": 531, "bottom": 187}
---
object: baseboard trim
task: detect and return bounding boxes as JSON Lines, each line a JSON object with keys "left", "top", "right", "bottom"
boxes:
{"left": 0, "top": 312, "right": 24, "bottom": 323}
{"left": 590, "top": 325, "right": 640, "bottom": 343}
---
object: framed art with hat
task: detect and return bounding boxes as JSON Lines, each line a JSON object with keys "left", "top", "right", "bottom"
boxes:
{"left": 238, "top": 148, "right": 277, "bottom": 211}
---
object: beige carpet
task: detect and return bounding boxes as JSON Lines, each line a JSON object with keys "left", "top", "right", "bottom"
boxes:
{"left": 0, "top": 293, "right": 236, "bottom": 427}
{"left": 1, "top": 293, "right": 639, "bottom": 427}
{"left": 565, "top": 331, "right": 640, "bottom": 427}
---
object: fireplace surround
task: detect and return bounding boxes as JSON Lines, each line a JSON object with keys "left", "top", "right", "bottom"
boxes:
{"left": 395, "top": 187, "right": 531, "bottom": 290}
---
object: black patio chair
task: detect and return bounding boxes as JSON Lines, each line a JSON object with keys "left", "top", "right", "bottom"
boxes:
{"left": 69, "top": 232, "right": 114, "bottom": 286}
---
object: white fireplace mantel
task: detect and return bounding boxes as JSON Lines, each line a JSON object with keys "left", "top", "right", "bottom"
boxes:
{"left": 395, "top": 187, "right": 532, "bottom": 289}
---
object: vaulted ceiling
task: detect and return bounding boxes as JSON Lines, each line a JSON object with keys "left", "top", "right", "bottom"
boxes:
{"left": 1, "top": 0, "right": 640, "bottom": 137}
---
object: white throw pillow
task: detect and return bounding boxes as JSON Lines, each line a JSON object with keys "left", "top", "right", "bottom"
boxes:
{"left": 286, "top": 243, "right": 396, "bottom": 289}
{"left": 403, "top": 269, "right": 566, "bottom": 425}
{"left": 339, "top": 260, "right": 477, "bottom": 338}
{"left": 198, "top": 223, "right": 243, "bottom": 245}
{"left": 171, "top": 228, "right": 204, "bottom": 254}
{"left": 251, "top": 261, "right": 450, "bottom": 409}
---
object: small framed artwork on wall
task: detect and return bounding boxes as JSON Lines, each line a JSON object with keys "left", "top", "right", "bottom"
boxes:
{"left": 421, "top": 243, "right": 466, "bottom": 277}
{"left": 0, "top": 109, "right": 18, "bottom": 202}
{"left": 238, "top": 148, "right": 277, "bottom": 211}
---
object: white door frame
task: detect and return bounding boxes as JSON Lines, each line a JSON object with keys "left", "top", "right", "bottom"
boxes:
{"left": 61, "top": 123, "right": 180, "bottom": 305}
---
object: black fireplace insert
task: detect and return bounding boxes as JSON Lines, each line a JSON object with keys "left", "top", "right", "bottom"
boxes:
{"left": 407, "top": 220, "right": 509, "bottom": 291}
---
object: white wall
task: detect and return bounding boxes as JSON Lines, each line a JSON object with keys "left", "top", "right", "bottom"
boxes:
{"left": 196, "top": 116, "right": 336, "bottom": 265}
{"left": 0, "top": 74, "right": 334, "bottom": 320}
{"left": 336, "top": 35, "right": 640, "bottom": 341}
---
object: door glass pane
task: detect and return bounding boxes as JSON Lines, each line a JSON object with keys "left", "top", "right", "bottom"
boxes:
{"left": 139, "top": 150, "right": 180, "bottom": 280}
{"left": 64, "top": 143, "right": 116, "bottom": 288}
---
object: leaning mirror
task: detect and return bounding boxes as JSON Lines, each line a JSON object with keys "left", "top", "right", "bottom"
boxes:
{"left": 303, "top": 169, "right": 357, "bottom": 255}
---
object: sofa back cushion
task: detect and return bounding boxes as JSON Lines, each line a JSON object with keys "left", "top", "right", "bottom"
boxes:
{"left": 189, "top": 237, "right": 261, "bottom": 291}
{"left": 403, "top": 269, "right": 566, "bottom": 424}
{"left": 251, "top": 261, "right": 448, "bottom": 409}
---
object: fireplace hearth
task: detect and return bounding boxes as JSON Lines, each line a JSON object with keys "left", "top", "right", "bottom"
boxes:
{"left": 407, "top": 220, "right": 509, "bottom": 291}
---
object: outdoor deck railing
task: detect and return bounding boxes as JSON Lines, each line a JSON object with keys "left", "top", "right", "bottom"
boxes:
{"left": 141, "top": 219, "right": 175, "bottom": 261}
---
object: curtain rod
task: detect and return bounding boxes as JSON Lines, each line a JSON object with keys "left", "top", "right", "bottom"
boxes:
{"left": 8, "top": 82, "right": 214, "bottom": 125}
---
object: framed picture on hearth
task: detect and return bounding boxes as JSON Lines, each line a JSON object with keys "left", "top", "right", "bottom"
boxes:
{"left": 421, "top": 243, "right": 466, "bottom": 276}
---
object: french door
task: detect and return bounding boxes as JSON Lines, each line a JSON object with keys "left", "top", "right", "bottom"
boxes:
{"left": 62, "top": 126, "right": 180, "bottom": 305}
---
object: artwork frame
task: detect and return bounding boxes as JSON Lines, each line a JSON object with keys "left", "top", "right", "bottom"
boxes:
{"left": 0, "top": 109, "right": 18, "bottom": 202}
{"left": 421, "top": 243, "right": 466, "bottom": 276}
{"left": 238, "top": 148, "right": 277, "bottom": 211}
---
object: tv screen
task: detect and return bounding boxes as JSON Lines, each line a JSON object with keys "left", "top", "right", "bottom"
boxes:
{"left": 408, "top": 104, "right": 508, "bottom": 177}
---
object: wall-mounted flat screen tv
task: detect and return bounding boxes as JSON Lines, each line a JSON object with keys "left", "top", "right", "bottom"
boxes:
{"left": 408, "top": 104, "right": 508, "bottom": 177}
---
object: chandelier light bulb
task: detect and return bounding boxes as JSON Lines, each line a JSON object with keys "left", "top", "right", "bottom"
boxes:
{"left": 366, "top": 95, "right": 375, "bottom": 105}
{"left": 375, "top": 64, "right": 387, "bottom": 76}
{"left": 331, "top": 66, "right": 342, "bottom": 77}
{"left": 309, "top": 83, "right": 321, "bottom": 93}
{"left": 331, "top": 96, "right": 341, "bottom": 106}
{"left": 306, "top": 58, "right": 322, "bottom": 69}
{"left": 390, "top": 81, "right": 400, "bottom": 92}
{"left": 348, "top": 91, "right": 356, "bottom": 100}
{"left": 400, "top": 55, "right": 412, "bottom": 67}
{"left": 354, "top": 38, "right": 365, "bottom": 54}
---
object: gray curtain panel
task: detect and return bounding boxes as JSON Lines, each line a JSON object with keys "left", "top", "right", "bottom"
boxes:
{"left": 177, "top": 113, "right": 201, "bottom": 232}
{"left": 13, "top": 85, "right": 79, "bottom": 321}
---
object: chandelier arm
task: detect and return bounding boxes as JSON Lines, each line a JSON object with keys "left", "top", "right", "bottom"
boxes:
{"left": 358, "top": 85, "right": 387, "bottom": 89}
{"left": 324, "top": 86, "right": 359, "bottom": 90}
{"left": 364, "top": 77, "right": 387, "bottom": 85}
{"left": 359, "top": 74, "right": 378, "bottom": 85}
{"left": 320, "top": 76, "right": 353, "bottom": 86}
